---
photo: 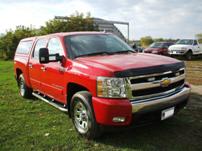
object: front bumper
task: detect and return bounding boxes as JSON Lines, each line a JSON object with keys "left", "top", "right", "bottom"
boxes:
{"left": 92, "top": 86, "right": 190, "bottom": 126}
{"left": 168, "top": 50, "right": 187, "bottom": 55}
{"left": 131, "top": 87, "right": 190, "bottom": 114}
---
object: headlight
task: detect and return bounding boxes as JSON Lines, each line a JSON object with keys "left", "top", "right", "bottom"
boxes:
{"left": 97, "top": 77, "right": 129, "bottom": 98}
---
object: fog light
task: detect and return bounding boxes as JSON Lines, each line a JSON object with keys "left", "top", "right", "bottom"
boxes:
{"left": 112, "top": 117, "right": 125, "bottom": 123}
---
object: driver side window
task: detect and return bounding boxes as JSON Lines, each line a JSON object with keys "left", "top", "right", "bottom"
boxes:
{"left": 193, "top": 40, "right": 198, "bottom": 45}
{"left": 33, "top": 38, "right": 48, "bottom": 59}
{"left": 48, "top": 38, "right": 64, "bottom": 55}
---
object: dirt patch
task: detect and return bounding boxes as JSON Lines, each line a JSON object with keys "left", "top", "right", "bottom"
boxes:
{"left": 185, "top": 61, "right": 202, "bottom": 85}
{"left": 191, "top": 85, "right": 202, "bottom": 95}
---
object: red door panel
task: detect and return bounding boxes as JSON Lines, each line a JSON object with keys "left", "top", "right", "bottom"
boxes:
{"left": 28, "top": 58, "right": 42, "bottom": 91}
{"left": 40, "top": 37, "right": 66, "bottom": 104}
{"left": 41, "top": 62, "right": 65, "bottom": 103}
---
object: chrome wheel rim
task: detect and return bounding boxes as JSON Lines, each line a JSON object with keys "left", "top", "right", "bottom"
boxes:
{"left": 73, "top": 100, "right": 89, "bottom": 134}
{"left": 19, "top": 78, "right": 25, "bottom": 96}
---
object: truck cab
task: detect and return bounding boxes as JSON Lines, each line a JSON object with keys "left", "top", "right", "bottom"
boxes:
{"left": 14, "top": 32, "right": 191, "bottom": 139}
{"left": 168, "top": 39, "right": 202, "bottom": 60}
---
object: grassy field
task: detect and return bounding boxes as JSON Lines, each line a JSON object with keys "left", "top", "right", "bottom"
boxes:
{"left": 0, "top": 60, "right": 202, "bottom": 151}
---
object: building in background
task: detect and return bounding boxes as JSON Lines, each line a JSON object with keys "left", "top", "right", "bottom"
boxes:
{"left": 93, "top": 18, "right": 128, "bottom": 42}
{"left": 55, "top": 16, "right": 129, "bottom": 42}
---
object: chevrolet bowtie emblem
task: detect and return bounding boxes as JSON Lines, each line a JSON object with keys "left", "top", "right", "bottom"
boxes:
{"left": 160, "top": 78, "right": 171, "bottom": 87}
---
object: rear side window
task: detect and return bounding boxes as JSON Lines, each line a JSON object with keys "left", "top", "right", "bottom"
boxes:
{"left": 16, "top": 41, "right": 33, "bottom": 54}
{"left": 33, "top": 38, "right": 48, "bottom": 59}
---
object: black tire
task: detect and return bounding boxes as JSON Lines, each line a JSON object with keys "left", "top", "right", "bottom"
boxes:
{"left": 70, "top": 91, "right": 101, "bottom": 139}
{"left": 185, "top": 51, "right": 193, "bottom": 60}
{"left": 18, "top": 74, "right": 32, "bottom": 98}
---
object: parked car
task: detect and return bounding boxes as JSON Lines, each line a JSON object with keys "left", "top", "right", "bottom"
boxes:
{"left": 14, "top": 32, "right": 190, "bottom": 139}
{"left": 144, "top": 42, "right": 174, "bottom": 55}
{"left": 131, "top": 43, "right": 144, "bottom": 52}
{"left": 168, "top": 39, "right": 202, "bottom": 60}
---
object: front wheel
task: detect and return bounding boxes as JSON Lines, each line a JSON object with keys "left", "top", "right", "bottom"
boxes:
{"left": 18, "top": 74, "right": 32, "bottom": 98}
{"left": 185, "top": 51, "right": 193, "bottom": 60}
{"left": 71, "top": 91, "right": 101, "bottom": 139}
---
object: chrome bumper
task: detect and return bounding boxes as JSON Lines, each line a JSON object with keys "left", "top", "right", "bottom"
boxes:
{"left": 168, "top": 51, "right": 186, "bottom": 55}
{"left": 131, "top": 87, "right": 191, "bottom": 113}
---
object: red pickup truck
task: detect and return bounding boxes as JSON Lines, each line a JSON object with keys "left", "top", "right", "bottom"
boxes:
{"left": 14, "top": 32, "right": 191, "bottom": 139}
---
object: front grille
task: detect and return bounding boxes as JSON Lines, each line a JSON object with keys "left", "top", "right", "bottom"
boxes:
{"left": 132, "top": 80, "right": 184, "bottom": 97}
{"left": 130, "top": 70, "right": 184, "bottom": 84}
{"left": 129, "top": 67, "right": 185, "bottom": 101}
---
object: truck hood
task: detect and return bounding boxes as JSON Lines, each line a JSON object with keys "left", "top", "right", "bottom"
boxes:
{"left": 74, "top": 53, "right": 180, "bottom": 73}
{"left": 169, "top": 44, "right": 191, "bottom": 50}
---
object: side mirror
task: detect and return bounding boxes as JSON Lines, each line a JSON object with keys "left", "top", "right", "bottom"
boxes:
{"left": 39, "top": 48, "right": 64, "bottom": 64}
{"left": 39, "top": 48, "right": 49, "bottom": 64}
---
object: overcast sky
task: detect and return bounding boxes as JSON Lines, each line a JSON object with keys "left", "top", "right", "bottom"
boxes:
{"left": 0, "top": 0, "right": 201, "bottom": 40}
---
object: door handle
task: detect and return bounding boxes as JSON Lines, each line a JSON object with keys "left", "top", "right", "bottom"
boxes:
{"left": 29, "top": 63, "right": 33, "bottom": 68}
{"left": 41, "top": 66, "right": 46, "bottom": 71}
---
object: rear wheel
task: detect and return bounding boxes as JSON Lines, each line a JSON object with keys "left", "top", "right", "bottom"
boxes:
{"left": 18, "top": 74, "right": 32, "bottom": 98}
{"left": 71, "top": 91, "right": 101, "bottom": 139}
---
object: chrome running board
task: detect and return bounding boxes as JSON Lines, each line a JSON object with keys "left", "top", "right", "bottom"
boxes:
{"left": 32, "top": 92, "right": 68, "bottom": 112}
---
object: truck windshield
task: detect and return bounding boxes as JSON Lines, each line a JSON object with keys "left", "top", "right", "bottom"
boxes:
{"left": 176, "top": 39, "right": 193, "bottom": 45}
{"left": 64, "top": 34, "right": 134, "bottom": 59}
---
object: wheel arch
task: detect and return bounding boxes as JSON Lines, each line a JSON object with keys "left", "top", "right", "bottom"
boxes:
{"left": 185, "top": 49, "right": 193, "bottom": 60}
{"left": 187, "top": 49, "right": 193, "bottom": 54}
{"left": 16, "top": 68, "right": 23, "bottom": 80}
{"left": 66, "top": 82, "right": 90, "bottom": 116}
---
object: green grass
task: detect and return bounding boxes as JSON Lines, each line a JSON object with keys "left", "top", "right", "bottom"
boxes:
{"left": 0, "top": 60, "right": 202, "bottom": 151}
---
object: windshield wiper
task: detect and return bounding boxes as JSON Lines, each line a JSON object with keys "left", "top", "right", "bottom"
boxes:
{"left": 75, "top": 52, "right": 112, "bottom": 58}
{"left": 110, "top": 50, "right": 135, "bottom": 54}
{"left": 75, "top": 50, "right": 135, "bottom": 58}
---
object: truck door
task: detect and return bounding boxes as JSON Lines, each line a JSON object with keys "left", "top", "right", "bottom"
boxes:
{"left": 29, "top": 38, "right": 48, "bottom": 91}
{"left": 40, "top": 37, "right": 66, "bottom": 103}
{"left": 193, "top": 40, "right": 200, "bottom": 54}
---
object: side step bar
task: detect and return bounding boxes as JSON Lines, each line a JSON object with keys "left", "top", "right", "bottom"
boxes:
{"left": 32, "top": 92, "right": 68, "bottom": 112}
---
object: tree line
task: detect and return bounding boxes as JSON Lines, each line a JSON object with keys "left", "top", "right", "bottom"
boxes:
{"left": 140, "top": 36, "right": 178, "bottom": 48}
{"left": 0, "top": 12, "right": 201, "bottom": 60}
{"left": 0, "top": 12, "right": 98, "bottom": 60}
